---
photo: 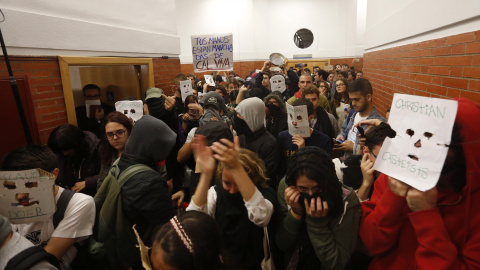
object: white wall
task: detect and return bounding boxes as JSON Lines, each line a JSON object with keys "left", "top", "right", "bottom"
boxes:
{"left": 176, "top": 0, "right": 366, "bottom": 63}
{"left": 1, "top": 0, "right": 180, "bottom": 57}
{"left": 364, "top": 0, "right": 480, "bottom": 52}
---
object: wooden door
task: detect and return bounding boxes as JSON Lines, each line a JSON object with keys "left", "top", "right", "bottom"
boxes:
{"left": 0, "top": 75, "right": 41, "bottom": 161}
{"left": 78, "top": 65, "right": 141, "bottom": 108}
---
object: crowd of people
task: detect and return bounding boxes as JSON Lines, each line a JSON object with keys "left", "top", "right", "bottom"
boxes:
{"left": 1, "top": 59, "right": 479, "bottom": 270}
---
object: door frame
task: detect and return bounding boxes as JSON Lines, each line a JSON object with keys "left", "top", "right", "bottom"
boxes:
{"left": 58, "top": 56, "right": 155, "bottom": 125}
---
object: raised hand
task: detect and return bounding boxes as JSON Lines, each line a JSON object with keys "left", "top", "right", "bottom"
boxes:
{"left": 211, "top": 137, "right": 241, "bottom": 170}
{"left": 162, "top": 94, "right": 176, "bottom": 111}
{"left": 192, "top": 135, "right": 216, "bottom": 176}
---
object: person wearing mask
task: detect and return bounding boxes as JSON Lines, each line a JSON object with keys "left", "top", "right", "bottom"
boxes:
{"left": 264, "top": 93, "right": 288, "bottom": 139}
{"left": 234, "top": 97, "right": 279, "bottom": 185}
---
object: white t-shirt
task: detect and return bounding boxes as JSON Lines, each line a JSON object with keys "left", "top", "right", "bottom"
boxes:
{"left": 0, "top": 232, "right": 58, "bottom": 270}
{"left": 187, "top": 187, "right": 273, "bottom": 227}
{"left": 347, "top": 113, "right": 368, "bottom": 143}
{"left": 11, "top": 187, "right": 95, "bottom": 270}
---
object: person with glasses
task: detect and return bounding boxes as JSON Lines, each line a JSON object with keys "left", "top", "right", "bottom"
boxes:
{"left": 74, "top": 84, "right": 115, "bottom": 136}
{"left": 97, "top": 111, "right": 133, "bottom": 190}
{"left": 330, "top": 78, "right": 350, "bottom": 131}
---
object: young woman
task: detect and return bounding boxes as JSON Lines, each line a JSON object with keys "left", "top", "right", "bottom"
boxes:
{"left": 276, "top": 147, "right": 361, "bottom": 269}
{"left": 178, "top": 95, "right": 202, "bottom": 144}
{"left": 330, "top": 78, "right": 350, "bottom": 129}
{"left": 97, "top": 111, "right": 132, "bottom": 189}
{"left": 187, "top": 135, "right": 276, "bottom": 270}
{"left": 318, "top": 81, "right": 331, "bottom": 100}
{"left": 150, "top": 211, "right": 233, "bottom": 270}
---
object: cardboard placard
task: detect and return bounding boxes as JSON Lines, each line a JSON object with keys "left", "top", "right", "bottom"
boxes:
{"left": 191, "top": 33, "right": 233, "bottom": 72}
{"left": 286, "top": 103, "right": 311, "bottom": 138}
{"left": 0, "top": 169, "right": 56, "bottom": 224}
{"left": 373, "top": 94, "right": 458, "bottom": 191}
{"left": 85, "top": 100, "right": 101, "bottom": 118}
{"left": 115, "top": 100, "right": 144, "bottom": 122}
{"left": 180, "top": 80, "right": 194, "bottom": 102}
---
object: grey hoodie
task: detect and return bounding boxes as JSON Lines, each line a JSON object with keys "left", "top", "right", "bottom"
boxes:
{"left": 235, "top": 97, "right": 265, "bottom": 132}
{"left": 124, "top": 115, "right": 176, "bottom": 163}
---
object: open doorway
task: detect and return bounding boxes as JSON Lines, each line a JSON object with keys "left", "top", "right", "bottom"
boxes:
{"left": 58, "top": 56, "right": 155, "bottom": 126}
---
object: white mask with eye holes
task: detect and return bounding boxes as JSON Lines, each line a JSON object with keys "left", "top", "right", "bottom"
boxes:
{"left": 373, "top": 94, "right": 458, "bottom": 191}
{"left": 270, "top": 75, "right": 286, "bottom": 93}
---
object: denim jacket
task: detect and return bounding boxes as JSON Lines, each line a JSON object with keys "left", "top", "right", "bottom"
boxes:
{"left": 339, "top": 106, "right": 386, "bottom": 153}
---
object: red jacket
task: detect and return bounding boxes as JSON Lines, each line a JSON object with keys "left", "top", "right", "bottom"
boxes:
{"left": 360, "top": 98, "right": 480, "bottom": 270}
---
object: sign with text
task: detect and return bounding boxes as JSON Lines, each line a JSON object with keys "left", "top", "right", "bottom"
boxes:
{"left": 286, "top": 103, "right": 310, "bottom": 138}
{"left": 373, "top": 94, "right": 458, "bottom": 191}
{"left": 0, "top": 169, "right": 56, "bottom": 224}
{"left": 115, "top": 100, "right": 144, "bottom": 122}
{"left": 180, "top": 80, "right": 193, "bottom": 102}
{"left": 191, "top": 33, "right": 233, "bottom": 72}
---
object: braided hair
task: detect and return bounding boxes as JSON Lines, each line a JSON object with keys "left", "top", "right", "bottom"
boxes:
{"left": 285, "top": 146, "right": 344, "bottom": 218}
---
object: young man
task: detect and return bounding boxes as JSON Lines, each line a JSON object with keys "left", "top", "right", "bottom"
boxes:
{"left": 74, "top": 84, "right": 114, "bottom": 135}
{"left": 302, "top": 85, "right": 338, "bottom": 138}
{"left": 360, "top": 98, "right": 480, "bottom": 269}
{"left": 335, "top": 78, "right": 386, "bottom": 155}
{"left": 287, "top": 74, "right": 332, "bottom": 114}
{"left": 277, "top": 98, "right": 333, "bottom": 180}
{"left": 254, "top": 61, "right": 273, "bottom": 97}
{"left": 1, "top": 145, "right": 95, "bottom": 270}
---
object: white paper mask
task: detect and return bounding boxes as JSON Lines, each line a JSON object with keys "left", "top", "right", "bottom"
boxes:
{"left": 204, "top": 75, "right": 215, "bottom": 86}
{"left": 115, "top": 100, "right": 144, "bottom": 122}
{"left": 286, "top": 103, "right": 311, "bottom": 138}
{"left": 270, "top": 75, "right": 286, "bottom": 93}
{"left": 373, "top": 94, "right": 458, "bottom": 191}
{"left": 180, "top": 80, "right": 193, "bottom": 102}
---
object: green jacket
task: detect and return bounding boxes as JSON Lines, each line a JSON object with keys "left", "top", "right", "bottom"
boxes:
{"left": 275, "top": 178, "right": 361, "bottom": 270}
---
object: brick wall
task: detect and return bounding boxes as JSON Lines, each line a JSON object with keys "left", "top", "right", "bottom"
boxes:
{"left": 363, "top": 30, "right": 480, "bottom": 117}
{"left": 0, "top": 56, "right": 182, "bottom": 143}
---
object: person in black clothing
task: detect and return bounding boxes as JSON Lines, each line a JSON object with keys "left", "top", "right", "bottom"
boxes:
{"left": 47, "top": 124, "right": 101, "bottom": 196}
{"left": 264, "top": 93, "right": 288, "bottom": 138}
{"left": 75, "top": 84, "right": 115, "bottom": 136}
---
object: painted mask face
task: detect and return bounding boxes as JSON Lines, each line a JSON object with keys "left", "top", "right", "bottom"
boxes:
{"left": 270, "top": 75, "right": 286, "bottom": 93}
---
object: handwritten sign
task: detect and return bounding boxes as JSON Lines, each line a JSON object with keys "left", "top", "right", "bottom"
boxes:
{"left": 115, "top": 100, "right": 144, "bottom": 122}
{"left": 191, "top": 33, "right": 233, "bottom": 72}
{"left": 0, "top": 169, "right": 56, "bottom": 224}
{"left": 204, "top": 75, "right": 215, "bottom": 86}
{"left": 286, "top": 103, "right": 310, "bottom": 138}
{"left": 180, "top": 80, "right": 193, "bottom": 102}
{"left": 373, "top": 94, "right": 458, "bottom": 191}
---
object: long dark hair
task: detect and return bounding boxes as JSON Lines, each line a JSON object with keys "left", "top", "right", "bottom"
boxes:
{"left": 153, "top": 211, "right": 234, "bottom": 270}
{"left": 48, "top": 124, "right": 88, "bottom": 158}
{"left": 332, "top": 78, "right": 349, "bottom": 108}
{"left": 98, "top": 111, "right": 133, "bottom": 165}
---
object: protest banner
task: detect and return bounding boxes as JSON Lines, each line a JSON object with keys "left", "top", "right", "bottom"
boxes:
{"left": 115, "top": 100, "right": 144, "bottom": 122}
{"left": 373, "top": 94, "right": 458, "bottom": 191}
{"left": 191, "top": 33, "right": 233, "bottom": 72}
{"left": 0, "top": 169, "right": 56, "bottom": 224}
{"left": 286, "top": 103, "right": 311, "bottom": 138}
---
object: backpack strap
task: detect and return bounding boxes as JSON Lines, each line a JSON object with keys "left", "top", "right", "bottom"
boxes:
{"left": 5, "top": 246, "right": 60, "bottom": 270}
{"left": 117, "top": 164, "right": 155, "bottom": 188}
{"left": 53, "top": 188, "right": 76, "bottom": 229}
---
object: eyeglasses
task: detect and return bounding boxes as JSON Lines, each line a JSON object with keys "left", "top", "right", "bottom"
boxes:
{"left": 368, "top": 148, "right": 377, "bottom": 159}
{"left": 336, "top": 84, "right": 346, "bottom": 87}
{"left": 319, "top": 85, "right": 326, "bottom": 88}
{"left": 106, "top": 129, "right": 127, "bottom": 140}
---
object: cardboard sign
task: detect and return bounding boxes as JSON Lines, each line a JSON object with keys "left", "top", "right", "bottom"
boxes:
{"left": 373, "top": 94, "right": 458, "bottom": 191}
{"left": 0, "top": 169, "right": 56, "bottom": 224}
{"left": 180, "top": 80, "right": 194, "bottom": 102}
{"left": 115, "top": 100, "right": 144, "bottom": 122}
{"left": 85, "top": 100, "right": 101, "bottom": 118}
{"left": 270, "top": 75, "right": 286, "bottom": 93}
{"left": 191, "top": 33, "right": 233, "bottom": 72}
{"left": 204, "top": 75, "right": 215, "bottom": 86}
{"left": 286, "top": 103, "right": 310, "bottom": 138}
